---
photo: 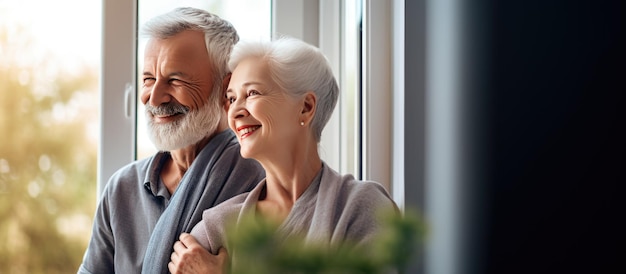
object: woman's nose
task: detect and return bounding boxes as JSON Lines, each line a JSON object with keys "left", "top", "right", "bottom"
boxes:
{"left": 229, "top": 99, "right": 249, "bottom": 119}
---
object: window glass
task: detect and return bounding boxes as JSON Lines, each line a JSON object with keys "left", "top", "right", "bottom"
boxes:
{"left": 0, "top": 0, "right": 101, "bottom": 272}
{"left": 136, "top": 0, "right": 272, "bottom": 159}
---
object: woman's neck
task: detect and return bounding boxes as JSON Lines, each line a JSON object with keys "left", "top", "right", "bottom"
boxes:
{"left": 255, "top": 141, "right": 322, "bottom": 223}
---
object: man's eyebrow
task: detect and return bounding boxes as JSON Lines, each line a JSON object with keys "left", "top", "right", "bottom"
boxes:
{"left": 141, "top": 71, "right": 189, "bottom": 77}
{"left": 166, "top": 71, "right": 188, "bottom": 78}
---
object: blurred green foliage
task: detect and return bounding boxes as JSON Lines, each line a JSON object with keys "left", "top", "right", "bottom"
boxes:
{"left": 0, "top": 27, "right": 98, "bottom": 273}
{"left": 227, "top": 208, "right": 426, "bottom": 274}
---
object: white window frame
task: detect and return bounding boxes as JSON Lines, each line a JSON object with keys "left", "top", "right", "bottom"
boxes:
{"left": 361, "top": 0, "right": 392, "bottom": 192}
{"left": 99, "top": 0, "right": 137, "bottom": 197}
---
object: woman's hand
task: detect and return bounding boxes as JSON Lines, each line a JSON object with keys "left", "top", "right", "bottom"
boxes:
{"left": 168, "top": 233, "right": 229, "bottom": 274}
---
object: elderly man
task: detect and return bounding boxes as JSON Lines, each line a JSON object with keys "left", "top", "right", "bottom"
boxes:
{"left": 78, "top": 7, "right": 264, "bottom": 274}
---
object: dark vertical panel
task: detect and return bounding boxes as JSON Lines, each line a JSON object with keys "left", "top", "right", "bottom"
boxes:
{"left": 458, "top": 2, "right": 492, "bottom": 274}
{"left": 459, "top": 1, "right": 626, "bottom": 273}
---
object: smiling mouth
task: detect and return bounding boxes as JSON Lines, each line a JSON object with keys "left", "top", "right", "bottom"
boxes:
{"left": 238, "top": 125, "right": 260, "bottom": 138}
{"left": 154, "top": 113, "right": 177, "bottom": 118}
{"left": 150, "top": 112, "right": 183, "bottom": 123}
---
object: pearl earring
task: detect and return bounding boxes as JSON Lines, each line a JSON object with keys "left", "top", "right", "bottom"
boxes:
{"left": 300, "top": 121, "right": 305, "bottom": 126}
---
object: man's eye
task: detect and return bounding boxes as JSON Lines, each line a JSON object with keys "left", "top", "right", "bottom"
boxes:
{"left": 143, "top": 77, "right": 155, "bottom": 83}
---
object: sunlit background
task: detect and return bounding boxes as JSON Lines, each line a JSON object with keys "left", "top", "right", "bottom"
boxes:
{"left": 0, "top": 0, "right": 100, "bottom": 273}
{"left": 0, "top": 0, "right": 269, "bottom": 272}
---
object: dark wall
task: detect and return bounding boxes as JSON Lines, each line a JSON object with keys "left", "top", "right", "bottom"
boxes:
{"left": 458, "top": 1, "right": 625, "bottom": 273}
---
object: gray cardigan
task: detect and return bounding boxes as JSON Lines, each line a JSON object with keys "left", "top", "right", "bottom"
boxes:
{"left": 190, "top": 163, "right": 398, "bottom": 257}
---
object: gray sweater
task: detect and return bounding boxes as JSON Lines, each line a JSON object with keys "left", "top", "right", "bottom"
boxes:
{"left": 190, "top": 163, "right": 398, "bottom": 259}
{"left": 78, "top": 130, "right": 264, "bottom": 274}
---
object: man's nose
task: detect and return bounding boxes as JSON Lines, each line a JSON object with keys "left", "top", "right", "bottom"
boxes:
{"left": 147, "top": 79, "right": 172, "bottom": 107}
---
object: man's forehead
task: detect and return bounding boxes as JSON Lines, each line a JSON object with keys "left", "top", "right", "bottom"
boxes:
{"left": 145, "top": 36, "right": 210, "bottom": 64}
{"left": 147, "top": 33, "right": 206, "bottom": 52}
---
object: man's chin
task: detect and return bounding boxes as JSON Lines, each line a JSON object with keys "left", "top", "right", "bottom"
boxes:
{"left": 148, "top": 130, "right": 201, "bottom": 152}
{"left": 154, "top": 142, "right": 194, "bottom": 152}
{"left": 153, "top": 143, "right": 183, "bottom": 152}
{"left": 151, "top": 136, "right": 202, "bottom": 151}
{"left": 146, "top": 104, "right": 221, "bottom": 152}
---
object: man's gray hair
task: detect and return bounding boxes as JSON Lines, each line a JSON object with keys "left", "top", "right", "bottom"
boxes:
{"left": 141, "top": 7, "right": 239, "bottom": 101}
{"left": 228, "top": 37, "right": 339, "bottom": 142}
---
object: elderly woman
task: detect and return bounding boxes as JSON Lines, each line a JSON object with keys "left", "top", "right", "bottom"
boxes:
{"left": 168, "top": 37, "right": 398, "bottom": 273}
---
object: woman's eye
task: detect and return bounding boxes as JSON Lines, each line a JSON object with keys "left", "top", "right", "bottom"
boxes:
{"left": 248, "top": 90, "right": 260, "bottom": 96}
{"left": 227, "top": 97, "right": 236, "bottom": 104}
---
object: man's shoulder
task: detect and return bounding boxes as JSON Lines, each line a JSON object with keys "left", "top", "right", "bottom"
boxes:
{"left": 102, "top": 155, "right": 157, "bottom": 195}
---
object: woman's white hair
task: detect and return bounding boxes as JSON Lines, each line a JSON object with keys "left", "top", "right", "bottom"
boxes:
{"left": 228, "top": 37, "right": 339, "bottom": 142}
{"left": 141, "top": 7, "right": 239, "bottom": 103}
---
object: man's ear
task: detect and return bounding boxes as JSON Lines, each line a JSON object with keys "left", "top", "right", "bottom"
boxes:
{"left": 301, "top": 91, "right": 317, "bottom": 125}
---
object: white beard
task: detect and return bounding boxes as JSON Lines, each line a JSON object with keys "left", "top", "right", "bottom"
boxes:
{"left": 146, "top": 99, "right": 222, "bottom": 151}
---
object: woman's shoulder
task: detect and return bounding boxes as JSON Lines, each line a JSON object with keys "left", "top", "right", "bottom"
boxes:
{"left": 191, "top": 192, "right": 250, "bottom": 253}
{"left": 323, "top": 165, "right": 387, "bottom": 194}
{"left": 322, "top": 164, "right": 397, "bottom": 210}
{"left": 343, "top": 178, "right": 394, "bottom": 205}
{"left": 202, "top": 192, "right": 249, "bottom": 221}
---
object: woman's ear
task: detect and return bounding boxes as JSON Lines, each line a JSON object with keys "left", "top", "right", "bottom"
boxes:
{"left": 222, "top": 73, "right": 232, "bottom": 94}
{"left": 301, "top": 91, "right": 317, "bottom": 125}
{"left": 222, "top": 73, "right": 232, "bottom": 111}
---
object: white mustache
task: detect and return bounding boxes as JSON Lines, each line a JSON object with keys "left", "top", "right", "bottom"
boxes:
{"left": 145, "top": 103, "right": 190, "bottom": 116}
